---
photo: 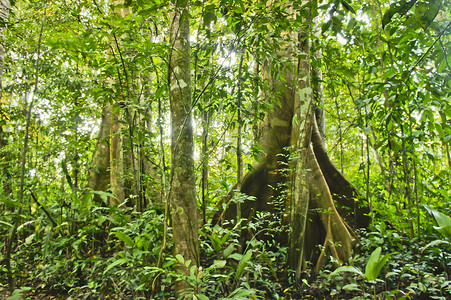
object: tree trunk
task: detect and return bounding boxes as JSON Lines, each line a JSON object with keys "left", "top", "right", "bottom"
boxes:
{"left": 0, "top": 0, "right": 8, "bottom": 98}
{"left": 168, "top": 1, "right": 199, "bottom": 297}
{"left": 0, "top": 0, "right": 10, "bottom": 197}
{"left": 88, "top": 0, "right": 130, "bottom": 207}
{"left": 109, "top": 105, "right": 125, "bottom": 205}
{"left": 88, "top": 104, "right": 112, "bottom": 204}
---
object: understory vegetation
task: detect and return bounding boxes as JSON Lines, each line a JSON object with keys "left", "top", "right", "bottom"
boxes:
{"left": 1, "top": 203, "right": 451, "bottom": 299}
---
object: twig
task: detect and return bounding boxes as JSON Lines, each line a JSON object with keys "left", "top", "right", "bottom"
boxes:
{"left": 30, "top": 192, "right": 57, "bottom": 227}
{"left": 404, "top": 20, "right": 451, "bottom": 84}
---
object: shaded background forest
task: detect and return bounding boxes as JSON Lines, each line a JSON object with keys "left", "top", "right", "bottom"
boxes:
{"left": 0, "top": 0, "right": 450, "bottom": 299}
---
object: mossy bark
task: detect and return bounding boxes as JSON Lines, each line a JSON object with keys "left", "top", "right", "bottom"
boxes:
{"left": 169, "top": 1, "right": 199, "bottom": 297}
{"left": 109, "top": 106, "right": 125, "bottom": 205}
{"left": 88, "top": 104, "right": 112, "bottom": 204}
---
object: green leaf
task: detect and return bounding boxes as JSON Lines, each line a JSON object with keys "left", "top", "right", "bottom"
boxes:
{"left": 25, "top": 234, "right": 35, "bottom": 245}
{"left": 321, "top": 20, "right": 332, "bottom": 33}
{"left": 176, "top": 254, "right": 185, "bottom": 265}
{"left": 341, "top": 0, "right": 356, "bottom": 14}
{"left": 222, "top": 286, "right": 257, "bottom": 299}
{"left": 424, "top": 205, "right": 451, "bottom": 239}
{"left": 415, "top": 0, "right": 441, "bottom": 30}
{"left": 6, "top": 287, "right": 32, "bottom": 300}
{"left": 223, "top": 243, "right": 236, "bottom": 259}
{"left": 343, "top": 283, "right": 361, "bottom": 292}
{"left": 112, "top": 231, "right": 135, "bottom": 247}
{"left": 236, "top": 249, "right": 252, "bottom": 280}
{"left": 422, "top": 240, "right": 451, "bottom": 252}
{"left": 365, "top": 247, "right": 393, "bottom": 281}
{"left": 0, "top": 220, "right": 13, "bottom": 227}
{"left": 206, "top": 260, "right": 227, "bottom": 272}
{"left": 373, "top": 253, "right": 393, "bottom": 280}
{"left": 331, "top": 266, "right": 364, "bottom": 277}
{"left": 104, "top": 258, "right": 128, "bottom": 274}
{"left": 365, "top": 247, "right": 381, "bottom": 281}
{"left": 435, "top": 122, "right": 445, "bottom": 139}
{"left": 195, "top": 294, "right": 209, "bottom": 300}
{"left": 382, "top": 0, "right": 418, "bottom": 28}
{"left": 228, "top": 253, "right": 243, "bottom": 261}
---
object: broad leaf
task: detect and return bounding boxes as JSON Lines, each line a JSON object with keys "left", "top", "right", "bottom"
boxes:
{"left": 341, "top": 0, "right": 356, "bottom": 14}
{"left": 331, "top": 266, "right": 364, "bottom": 277}
{"left": 382, "top": 0, "right": 418, "bottom": 28}
{"left": 104, "top": 258, "right": 128, "bottom": 274}
{"left": 422, "top": 239, "right": 451, "bottom": 252}
{"left": 365, "top": 247, "right": 394, "bottom": 281}
{"left": 424, "top": 205, "right": 451, "bottom": 239}
{"left": 236, "top": 249, "right": 252, "bottom": 280}
{"left": 365, "top": 247, "right": 382, "bottom": 281}
{"left": 415, "top": 0, "right": 442, "bottom": 30}
{"left": 112, "top": 231, "right": 135, "bottom": 247}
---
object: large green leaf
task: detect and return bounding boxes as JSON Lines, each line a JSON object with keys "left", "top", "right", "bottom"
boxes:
{"left": 422, "top": 239, "right": 451, "bottom": 252}
{"left": 104, "top": 258, "right": 128, "bottom": 274}
{"left": 112, "top": 231, "right": 135, "bottom": 247}
{"left": 365, "top": 247, "right": 381, "bottom": 280}
{"left": 415, "top": 0, "right": 442, "bottom": 30}
{"left": 331, "top": 266, "right": 364, "bottom": 277}
{"left": 341, "top": 0, "right": 356, "bottom": 14}
{"left": 365, "top": 247, "right": 394, "bottom": 281}
{"left": 424, "top": 205, "right": 451, "bottom": 239}
{"left": 236, "top": 249, "right": 252, "bottom": 280}
{"left": 382, "top": 0, "right": 418, "bottom": 28}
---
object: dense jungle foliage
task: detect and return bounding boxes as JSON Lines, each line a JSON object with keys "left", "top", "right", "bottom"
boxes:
{"left": 0, "top": 0, "right": 450, "bottom": 299}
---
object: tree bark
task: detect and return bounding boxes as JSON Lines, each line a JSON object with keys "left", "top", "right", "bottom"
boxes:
{"left": 88, "top": 104, "right": 111, "bottom": 204}
{"left": 169, "top": 1, "right": 199, "bottom": 297}
{"left": 109, "top": 105, "right": 125, "bottom": 205}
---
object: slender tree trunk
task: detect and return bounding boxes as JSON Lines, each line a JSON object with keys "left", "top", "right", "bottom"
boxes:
{"left": 0, "top": 0, "right": 8, "bottom": 98}
{"left": 0, "top": 0, "right": 13, "bottom": 292}
{"left": 6, "top": 3, "right": 47, "bottom": 293}
{"left": 201, "top": 109, "right": 209, "bottom": 224}
{"left": 169, "top": 1, "right": 199, "bottom": 296}
{"left": 236, "top": 50, "right": 245, "bottom": 234}
{"left": 0, "top": 0, "right": 10, "bottom": 198}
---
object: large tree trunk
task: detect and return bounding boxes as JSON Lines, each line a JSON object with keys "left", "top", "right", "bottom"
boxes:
{"left": 109, "top": 105, "right": 125, "bottom": 205}
{"left": 215, "top": 0, "right": 369, "bottom": 278}
{"left": 168, "top": 1, "right": 199, "bottom": 297}
{"left": 88, "top": 104, "right": 112, "bottom": 204}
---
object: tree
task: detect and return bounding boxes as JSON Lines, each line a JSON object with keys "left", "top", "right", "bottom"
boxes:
{"left": 88, "top": 0, "right": 130, "bottom": 206}
{"left": 168, "top": 0, "right": 199, "bottom": 296}
{"left": 88, "top": 104, "right": 112, "bottom": 202}
{"left": 216, "top": 0, "right": 370, "bottom": 278}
